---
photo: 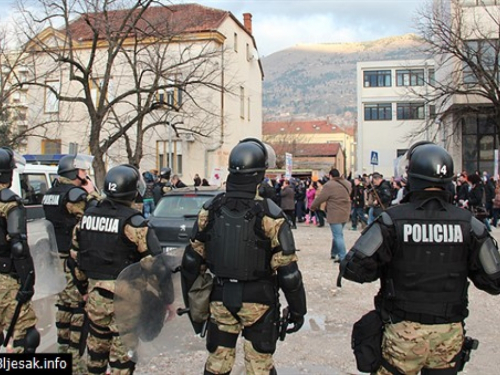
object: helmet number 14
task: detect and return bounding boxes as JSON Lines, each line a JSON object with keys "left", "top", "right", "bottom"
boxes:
{"left": 436, "top": 164, "right": 447, "bottom": 175}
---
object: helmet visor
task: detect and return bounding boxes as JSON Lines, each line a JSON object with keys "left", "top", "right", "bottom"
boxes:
{"left": 73, "top": 154, "right": 94, "bottom": 170}
{"left": 395, "top": 153, "right": 409, "bottom": 179}
{"left": 13, "top": 151, "right": 26, "bottom": 173}
{"left": 264, "top": 143, "right": 276, "bottom": 169}
{"left": 137, "top": 173, "right": 146, "bottom": 197}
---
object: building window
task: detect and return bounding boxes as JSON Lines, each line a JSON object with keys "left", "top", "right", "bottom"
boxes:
{"left": 364, "top": 103, "right": 392, "bottom": 120}
{"left": 240, "top": 86, "right": 245, "bottom": 119}
{"left": 363, "top": 70, "right": 391, "bottom": 87}
{"left": 157, "top": 140, "right": 183, "bottom": 174}
{"left": 90, "top": 78, "right": 115, "bottom": 105}
{"left": 428, "top": 104, "right": 436, "bottom": 119}
{"left": 428, "top": 68, "right": 435, "bottom": 85}
{"left": 42, "top": 139, "right": 61, "bottom": 154}
{"left": 463, "top": 39, "right": 499, "bottom": 85}
{"left": 234, "top": 32, "right": 238, "bottom": 52}
{"left": 396, "top": 102, "right": 425, "bottom": 120}
{"left": 247, "top": 97, "right": 251, "bottom": 121}
{"left": 157, "top": 77, "right": 182, "bottom": 109}
{"left": 396, "top": 69, "right": 424, "bottom": 86}
{"left": 246, "top": 43, "right": 250, "bottom": 61}
{"left": 44, "top": 81, "right": 59, "bottom": 113}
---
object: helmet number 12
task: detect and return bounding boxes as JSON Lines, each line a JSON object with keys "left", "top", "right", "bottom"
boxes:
{"left": 108, "top": 182, "right": 117, "bottom": 192}
{"left": 436, "top": 164, "right": 447, "bottom": 175}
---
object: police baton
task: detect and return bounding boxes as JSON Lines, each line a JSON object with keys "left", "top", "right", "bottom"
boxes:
{"left": 4, "top": 271, "right": 34, "bottom": 347}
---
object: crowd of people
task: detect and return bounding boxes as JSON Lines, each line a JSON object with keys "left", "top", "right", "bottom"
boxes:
{"left": 264, "top": 167, "right": 500, "bottom": 236}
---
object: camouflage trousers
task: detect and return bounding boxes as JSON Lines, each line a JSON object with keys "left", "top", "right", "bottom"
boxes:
{"left": 376, "top": 321, "right": 464, "bottom": 375}
{"left": 205, "top": 301, "right": 275, "bottom": 375}
{"left": 0, "top": 273, "right": 37, "bottom": 352}
{"left": 56, "top": 259, "right": 87, "bottom": 374}
{"left": 86, "top": 279, "right": 135, "bottom": 375}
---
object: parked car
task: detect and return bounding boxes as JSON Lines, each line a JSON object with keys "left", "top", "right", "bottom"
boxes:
{"left": 148, "top": 186, "right": 224, "bottom": 252}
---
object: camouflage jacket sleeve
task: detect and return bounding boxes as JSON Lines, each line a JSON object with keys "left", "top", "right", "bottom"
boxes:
{"left": 124, "top": 224, "right": 151, "bottom": 257}
{"left": 261, "top": 214, "right": 299, "bottom": 271}
{"left": 189, "top": 207, "right": 210, "bottom": 260}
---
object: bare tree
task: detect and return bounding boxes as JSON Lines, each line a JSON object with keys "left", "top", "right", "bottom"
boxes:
{"left": 0, "top": 21, "right": 57, "bottom": 149}
{"left": 18, "top": 0, "right": 225, "bottom": 184}
{"left": 415, "top": 0, "right": 500, "bottom": 145}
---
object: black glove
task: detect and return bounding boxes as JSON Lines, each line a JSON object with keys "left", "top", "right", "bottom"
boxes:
{"left": 286, "top": 311, "right": 304, "bottom": 334}
{"left": 16, "top": 288, "right": 34, "bottom": 304}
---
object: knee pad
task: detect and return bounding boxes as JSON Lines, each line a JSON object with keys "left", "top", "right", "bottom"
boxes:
{"left": 14, "top": 326, "right": 40, "bottom": 353}
{"left": 206, "top": 321, "right": 238, "bottom": 353}
{"left": 242, "top": 306, "right": 279, "bottom": 354}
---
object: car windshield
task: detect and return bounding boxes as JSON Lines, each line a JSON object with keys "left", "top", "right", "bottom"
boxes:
{"left": 153, "top": 194, "right": 211, "bottom": 218}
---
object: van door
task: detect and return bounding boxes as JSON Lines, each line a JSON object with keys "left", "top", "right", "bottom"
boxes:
{"left": 20, "top": 173, "right": 50, "bottom": 220}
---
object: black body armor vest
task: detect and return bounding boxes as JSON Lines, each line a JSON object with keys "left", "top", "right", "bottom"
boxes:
{"left": 78, "top": 201, "right": 141, "bottom": 280}
{"left": 380, "top": 197, "right": 472, "bottom": 323}
{"left": 43, "top": 184, "right": 80, "bottom": 255}
{"left": 205, "top": 197, "right": 272, "bottom": 281}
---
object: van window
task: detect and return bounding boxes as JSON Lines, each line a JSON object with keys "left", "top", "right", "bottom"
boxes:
{"left": 20, "top": 173, "right": 49, "bottom": 205}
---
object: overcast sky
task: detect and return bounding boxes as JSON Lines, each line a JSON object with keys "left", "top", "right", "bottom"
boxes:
{"left": 189, "top": 0, "right": 424, "bottom": 57}
{"left": 0, "top": 0, "right": 424, "bottom": 56}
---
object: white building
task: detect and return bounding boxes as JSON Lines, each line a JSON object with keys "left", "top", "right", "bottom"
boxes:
{"left": 20, "top": 4, "right": 263, "bottom": 184}
{"left": 356, "top": 59, "right": 436, "bottom": 177}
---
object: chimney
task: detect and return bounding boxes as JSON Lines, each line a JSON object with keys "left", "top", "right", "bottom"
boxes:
{"left": 243, "top": 13, "right": 252, "bottom": 34}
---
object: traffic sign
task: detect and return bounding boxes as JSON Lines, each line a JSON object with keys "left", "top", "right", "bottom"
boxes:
{"left": 370, "top": 151, "right": 379, "bottom": 166}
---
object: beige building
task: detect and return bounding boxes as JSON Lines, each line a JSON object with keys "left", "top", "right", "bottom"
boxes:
{"left": 263, "top": 119, "right": 355, "bottom": 177}
{"left": 20, "top": 4, "right": 263, "bottom": 184}
{"left": 357, "top": 59, "right": 436, "bottom": 177}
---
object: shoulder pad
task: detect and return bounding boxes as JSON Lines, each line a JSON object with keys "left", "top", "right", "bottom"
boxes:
{"left": 379, "top": 212, "right": 393, "bottom": 226}
{"left": 67, "top": 187, "right": 88, "bottom": 203}
{"left": 0, "top": 188, "right": 20, "bottom": 203}
{"left": 264, "top": 198, "right": 284, "bottom": 219}
{"left": 471, "top": 216, "right": 487, "bottom": 237}
{"left": 352, "top": 222, "right": 383, "bottom": 258}
{"left": 129, "top": 214, "right": 148, "bottom": 228}
{"left": 202, "top": 192, "right": 225, "bottom": 210}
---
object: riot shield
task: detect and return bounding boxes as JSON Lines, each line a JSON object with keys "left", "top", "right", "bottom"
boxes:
{"left": 28, "top": 219, "right": 65, "bottom": 300}
{"left": 114, "top": 249, "right": 186, "bottom": 362}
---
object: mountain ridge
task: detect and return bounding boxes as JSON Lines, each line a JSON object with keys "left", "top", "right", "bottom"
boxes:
{"left": 261, "top": 33, "right": 427, "bottom": 124}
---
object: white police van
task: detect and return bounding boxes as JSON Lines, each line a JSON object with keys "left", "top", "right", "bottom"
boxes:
{"left": 11, "top": 163, "right": 59, "bottom": 220}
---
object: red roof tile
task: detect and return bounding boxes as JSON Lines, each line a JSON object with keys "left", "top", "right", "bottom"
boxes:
{"left": 66, "top": 3, "right": 230, "bottom": 41}
{"left": 263, "top": 120, "right": 354, "bottom": 136}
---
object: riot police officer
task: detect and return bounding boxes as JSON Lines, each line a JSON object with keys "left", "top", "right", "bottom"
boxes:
{"left": 340, "top": 142, "right": 500, "bottom": 375}
{"left": 71, "top": 164, "right": 165, "bottom": 374}
{"left": 0, "top": 147, "right": 39, "bottom": 352}
{"left": 152, "top": 167, "right": 172, "bottom": 205}
{"left": 43, "top": 154, "right": 98, "bottom": 373}
{"left": 181, "top": 139, "right": 307, "bottom": 375}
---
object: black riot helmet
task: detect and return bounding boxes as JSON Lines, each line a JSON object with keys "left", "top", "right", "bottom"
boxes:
{"left": 103, "top": 164, "right": 146, "bottom": 202}
{"left": 159, "top": 167, "right": 171, "bottom": 180}
{"left": 0, "top": 147, "right": 18, "bottom": 184}
{"left": 402, "top": 141, "right": 454, "bottom": 191}
{"left": 228, "top": 138, "right": 269, "bottom": 176}
{"left": 58, "top": 154, "right": 93, "bottom": 180}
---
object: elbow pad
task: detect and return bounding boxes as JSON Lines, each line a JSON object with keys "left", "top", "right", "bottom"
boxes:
{"left": 7, "top": 206, "right": 28, "bottom": 242}
{"left": 146, "top": 228, "right": 162, "bottom": 256}
{"left": 180, "top": 245, "right": 204, "bottom": 307}
{"left": 478, "top": 237, "right": 500, "bottom": 279}
{"left": 277, "top": 262, "right": 307, "bottom": 317}
{"left": 278, "top": 222, "right": 296, "bottom": 255}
